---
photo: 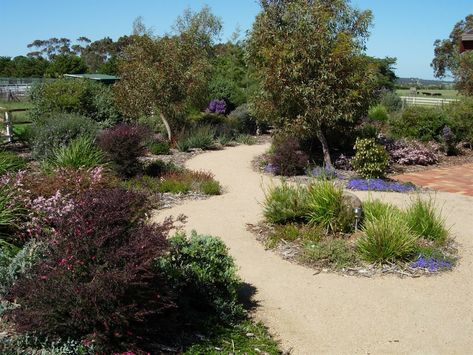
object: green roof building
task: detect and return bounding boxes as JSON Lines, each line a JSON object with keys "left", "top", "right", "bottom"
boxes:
{"left": 64, "top": 73, "right": 119, "bottom": 84}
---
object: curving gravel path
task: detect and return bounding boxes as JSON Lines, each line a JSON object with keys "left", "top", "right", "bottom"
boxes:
{"left": 152, "top": 143, "right": 473, "bottom": 355}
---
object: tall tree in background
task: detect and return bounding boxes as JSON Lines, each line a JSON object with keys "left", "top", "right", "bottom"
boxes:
{"left": 115, "top": 7, "right": 222, "bottom": 137}
{"left": 432, "top": 14, "right": 473, "bottom": 96}
{"left": 248, "top": 0, "right": 376, "bottom": 167}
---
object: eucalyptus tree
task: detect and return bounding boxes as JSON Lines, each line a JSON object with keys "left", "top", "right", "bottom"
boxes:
{"left": 248, "top": 0, "right": 377, "bottom": 166}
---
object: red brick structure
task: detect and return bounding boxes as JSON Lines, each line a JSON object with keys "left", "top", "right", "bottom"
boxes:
{"left": 461, "top": 28, "right": 473, "bottom": 53}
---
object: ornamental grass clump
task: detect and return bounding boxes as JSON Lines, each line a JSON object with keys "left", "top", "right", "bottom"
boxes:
{"left": 362, "top": 199, "right": 401, "bottom": 223}
{"left": 405, "top": 197, "right": 448, "bottom": 244}
{"left": 306, "top": 180, "right": 347, "bottom": 232}
{"left": 263, "top": 182, "right": 309, "bottom": 224}
{"left": 357, "top": 211, "right": 418, "bottom": 263}
{"left": 0, "top": 151, "right": 26, "bottom": 175}
{"left": 351, "top": 138, "right": 389, "bottom": 178}
{"left": 47, "top": 136, "right": 105, "bottom": 170}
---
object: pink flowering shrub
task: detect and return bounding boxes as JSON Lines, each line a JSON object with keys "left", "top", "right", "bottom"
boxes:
{"left": 385, "top": 140, "right": 438, "bottom": 166}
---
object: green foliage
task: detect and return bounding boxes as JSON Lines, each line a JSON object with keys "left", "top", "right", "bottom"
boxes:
{"left": 0, "top": 240, "right": 45, "bottom": 296}
{"left": 379, "top": 91, "right": 403, "bottom": 112}
{"left": 29, "top": 114, "right": 99, "bottom": 160}
{"left": 405, "top": 197, "right": 448, "bottom": 244}
{"left": 446, "top": 97, "right": 473, "bottom": 144}
{"left": 0, "top": 151, "right": 26, "bottom": 175}
{"left": 0, "top": 56, "right": 50, "bottom": 77}
{"left": 227, "top": 104, "right": 260, "bottom": 135}
{"left": 351, "top": 138, "right": 389, "bottom": 179}
{"left": 303, "top": 239, "right": 356, "bottom": 269}
{"left": 266, "top": 224, "right": 321, "bottom": 248}
{"left": 0, "top": 334, "right": 95, "bottom": 355}
{"left": 200, "top": 180, "right": 222, "bottom": 195}
{"left": 432, "top": 14, "right": 473, "bottom": 95}
{"left": 357, "top": 211, "right": 418, "bottom": 263}
{"left": 46, "top": 136, "right": 104, "bottom": 170}
{"left": 306, "top": 180, "right": 351, "bottom": 232}
{"left": 157, "top": 231, "right": 244, "bottom": 324}
{"left": 0, "top": 186, "right": 24, "bottom": 238}
{"left": 148, "top": 140, "right": 171, "bottom": 155}
{"left": 263, "top": 182, "right": 310, "bottom": 224}
{"left": 184, "top": 320, "right": 280, "bottom": 355}
{"left": 115, "top": 7, "right": 222, "bottom": 133}
{"left": 30, "top": 79, "right": 121, "bottom": 127}
{"left": 177, "top": 125, "right": 216, "bottom": 151}
{"left": 235, "top": 134, "right": 257, "bottom": 145}
{"left": 248, "top": 0, "right": 376, "bottom": 166}
{"left": 368, "top": 104, "right": 389, "bottom": 122}
{"left": 362, "top": 199, "right": 401, "bottom": 223}
{"left": 158, "top": 177, "right": 192, "bottom": 194}
{"left": 390, "top": 106, "right": 448, "bottom": 142}
{"left": 46, "top": 54, "right": 87, "bottom": 77}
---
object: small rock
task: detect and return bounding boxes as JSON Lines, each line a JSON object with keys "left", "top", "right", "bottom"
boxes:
{"left": 246, "top": 332, "right": 255, "bottom": 337}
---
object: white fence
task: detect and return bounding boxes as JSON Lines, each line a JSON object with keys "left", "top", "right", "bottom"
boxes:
{"left": 400, "top": 96, "right": 458, "bottom": 107}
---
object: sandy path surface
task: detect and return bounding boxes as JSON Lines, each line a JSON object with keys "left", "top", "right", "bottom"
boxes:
{"left": 152, "top": 143, "right": 473, "bottom": 355}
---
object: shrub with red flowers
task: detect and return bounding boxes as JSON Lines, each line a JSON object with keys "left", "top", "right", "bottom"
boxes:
{"left": 269, "top": 136, "right": 309, "bottom": 176}
{"left": 5, "top": 188, "right": 179, "bottom": 351}
{"left": 98, "top": 124, "right": 151, "bottom": 177}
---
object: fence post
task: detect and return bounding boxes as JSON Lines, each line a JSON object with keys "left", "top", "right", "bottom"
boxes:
{"left": 5, "top": 111, "right": 12, "bottom": 143}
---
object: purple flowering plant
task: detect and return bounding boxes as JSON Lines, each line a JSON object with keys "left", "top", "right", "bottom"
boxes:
{"left": 347, "top": 178, "right": 416, "bottom": 193}
{"left": 207, "top": 99, "right": 227, "bottom": 114}
{"left": 411, "top": 257, "right": 453, "bottom": 272}
{"left": 309, "top": 166, "right": 338, "bottom": 180}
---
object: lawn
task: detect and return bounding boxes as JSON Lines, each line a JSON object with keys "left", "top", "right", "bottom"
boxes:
{"left": 396, "top": 89, "right": 460, "bottom": 99}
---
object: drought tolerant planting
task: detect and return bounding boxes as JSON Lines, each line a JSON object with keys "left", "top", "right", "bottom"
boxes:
{"left": 257, "top": 180, "right": 455, "bottom": 276}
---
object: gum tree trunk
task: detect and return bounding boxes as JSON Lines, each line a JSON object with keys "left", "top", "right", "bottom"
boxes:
{"left": 316, "top": 128, "right": 332, "bottom": 168}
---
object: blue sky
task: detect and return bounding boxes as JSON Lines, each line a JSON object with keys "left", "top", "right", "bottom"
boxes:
{"left": 1, "top": 0, "right": 472, "bottom": 79}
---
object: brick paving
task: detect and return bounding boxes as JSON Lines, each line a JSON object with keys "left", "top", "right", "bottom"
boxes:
{"left": 393, "top": 163, "right": 473, "bottom": 196}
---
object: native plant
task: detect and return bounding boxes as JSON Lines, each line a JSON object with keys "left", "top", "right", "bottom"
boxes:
{"left": 263, "top": 182, "right": 309, "bottom": 224}
{"left": 248, "top": 0, "right": 376, "bottom": 167}
{"left": 405, "top": 197, "right": 448, "bottom": 244}
{"left": 351, "top": 138, "right": 389, "bottom": 178}
{"left": 47, "top": 136, "right": 105, "bottom": 169}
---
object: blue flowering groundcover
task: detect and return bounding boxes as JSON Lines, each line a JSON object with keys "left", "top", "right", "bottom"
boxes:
{"left": 347, "top": 178, "right": 416, "bottom": 193}
{"left": 410, "top": 257, "right": 453, "bottom": 272}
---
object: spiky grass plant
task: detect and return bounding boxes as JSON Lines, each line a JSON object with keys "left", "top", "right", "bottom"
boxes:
{"left": 357, "top": 211, "right": 418, "bottom": 263}
{"left": 47, "top": 136, "right": 104, "bottom": 169}
{"left": 263, "top": 182, "right": 309, "bottom": 224}
{"left": 306, "top": 180, "right": 345, "bottom": 232}
{"left": 0, "top": 151, "right": 26, "bottom": 175}
{"left": 362, "top": 199, "right": 401, "bottom": 223}
{"left": 405, "top": 197, "right": 448, "bottom": 244}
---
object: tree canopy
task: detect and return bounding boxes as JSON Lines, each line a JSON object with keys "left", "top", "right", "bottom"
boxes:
{"left": 431, "top": 14, "right": 473, "bottom": 96}
{"left": 248, "top": 0, "right": 377, "bottom": 166}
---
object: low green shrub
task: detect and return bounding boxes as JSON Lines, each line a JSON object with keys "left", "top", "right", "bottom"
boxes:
{"left": 30, "top": 114, "right": 99, "bottom": 160}
{"left": 368, "top": 104, "right": 389, "bottom": 122}
{"left": 306, "top": 180, "right": 351, "bottom": 232}
{"left": 148, "top": 140, "right": 171, "bottom": 155}
{"left": 29, "top": 78, "right": 121, "bottom": 127}
{"left": 263, "top": 182, "right": 309, "bottom": 224}
{"left": 405, "top": 197, "right": 448, "bottom": 244}
{"left": 302, "top": 239, "right": 356, "bottom": 269}
{"left": 379, "top": 91, "right": 403, "bottom": 113}
{"left": 357, "top": 211, "right": 418, "bottom": 263}
{"left": 266, "top": 224, "right": 321, "bottom": 248}
{"left": 0, "top": 151, "right": 26, "bottom": 175}
{"left": 0, "top": 239, "right": 45, "bottom": 296}
{"left": 200, "top": 180, "right": 222, "bottom": 195}
{"left": 157, "top": 231, "right": 244, "bottom": 324}
{"left": 177, "top": 125, "right": 216, "bottom": 152}
{"left": 351, "top": 138, "right": 389, "bottom": 179}
{"left": 46, "top": 136, "right": 104, "bottom": 169}
{"left": 235, "top": 134, "right": 257, "bottom": 145}
{"left": 446, "top": 97, "right": 473, "bottom": 145}
{"left": 142, "top": 159, "right": 181, "bottom": 177}
{"left": 158, "top": 176, "right": 192, "bottom": 194}
{"left": 390, "top": 106, "right": 448, "bottom": 142}
{"left": 227, "top": 104, "right": 258, "bottom": 134}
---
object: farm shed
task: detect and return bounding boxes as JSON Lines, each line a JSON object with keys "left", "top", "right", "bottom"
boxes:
{"left": 461, "top": 28, "right": 473, "bottom": 53}
{"left": 64, "top": 73, "right": 119, "bottom": 84}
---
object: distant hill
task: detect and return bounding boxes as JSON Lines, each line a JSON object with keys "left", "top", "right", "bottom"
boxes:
{"left": 396, "top": 77, "right": 454, "bottom": 88}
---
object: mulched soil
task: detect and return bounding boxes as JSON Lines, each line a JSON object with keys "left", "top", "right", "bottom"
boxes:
{"left": 247, "top": 222, "right": 458, "bottom": 279}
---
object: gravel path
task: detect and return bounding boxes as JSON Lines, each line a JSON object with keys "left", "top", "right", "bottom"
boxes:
{"left": 152, "top": 143, "right": 473, "bottom": 354}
